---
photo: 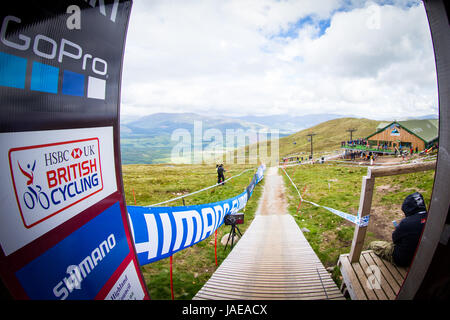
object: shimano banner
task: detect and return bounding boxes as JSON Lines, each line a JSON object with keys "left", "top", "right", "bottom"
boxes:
{"left": 128, "top": 165, "right": 265, "bottom": 266}
{"left": 0, "top": 1, "right": 149, "bottom": 300}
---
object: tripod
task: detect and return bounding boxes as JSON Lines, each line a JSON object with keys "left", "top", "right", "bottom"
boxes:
{"left": 224, "top": 222, "right": 242, "bottom": 251}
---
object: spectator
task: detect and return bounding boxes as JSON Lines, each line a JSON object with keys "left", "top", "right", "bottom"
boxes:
{"left": 216, "top": 164, "right": 226, "bottom": 185}
{"left": 368, "top": 192, "right": 428, "bottom": 267}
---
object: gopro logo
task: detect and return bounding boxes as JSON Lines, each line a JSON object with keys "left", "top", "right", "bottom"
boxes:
{"left": 0, "top": 15, "right": 107, "bottom": 100}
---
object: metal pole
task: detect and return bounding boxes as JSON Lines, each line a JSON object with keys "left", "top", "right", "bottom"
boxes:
{"left": 307, "top": 133, "right": 316, "bottom": 159}
{"left": 347, "top": 128, "right": 357, "bottom": 141}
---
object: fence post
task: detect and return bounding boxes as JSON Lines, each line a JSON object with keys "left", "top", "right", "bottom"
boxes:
{"left": 132, "top": 188, "right": 137, "bottom": 205}
{"left": 349, "top": 173, "right": 375, "bottom": 263}
{"left": 170, "top": 255, "right": 174, "bottom": 300}
{"left": 214, "top": 230, "right": 218, "bottom": 267}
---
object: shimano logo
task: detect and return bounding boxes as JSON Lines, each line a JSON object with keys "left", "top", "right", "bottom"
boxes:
{"left": 52, "top": 233, "right": 116, "bottom": 300}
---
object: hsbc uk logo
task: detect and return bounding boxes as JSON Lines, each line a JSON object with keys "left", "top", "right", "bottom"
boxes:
{"left": 0, "top": 15, "right": 108, "bottom": 100}
{"left": 72, "top": 148, "right": 82, "bottom": 159}
{"left": 9, "top": 138, "right": 104, "bottom": 229}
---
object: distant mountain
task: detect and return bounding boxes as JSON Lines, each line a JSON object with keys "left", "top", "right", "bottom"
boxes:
{"left": 403, "top": 114, "right": 438, "bottom": 120}
{"left": 120, "top": 113, "right": 274, "bottom": 164}
{"left": 121, "top": 112, "right": 268, "bottom": 138}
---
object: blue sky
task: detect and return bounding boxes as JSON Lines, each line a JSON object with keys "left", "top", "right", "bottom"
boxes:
{"left": 276, "top": 16, "right": 331, "bottom": 39}
{"left": 121, "top": 0, "right": 437, "bottom": 121}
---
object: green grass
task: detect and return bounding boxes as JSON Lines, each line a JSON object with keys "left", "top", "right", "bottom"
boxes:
{"left": 122, "top": 163, "right": 264, "bottom": 299}
{"left": 281, "top": 161, "right": 435, "bottom": 287}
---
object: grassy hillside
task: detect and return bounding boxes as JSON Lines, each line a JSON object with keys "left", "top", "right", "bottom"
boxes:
{"left": 227, "top": 117, "right": 381, "bottom": 165}
{"left": 277, "top": 117, "right": 381, "bottom": 158}
{"left": 122, "top": 163, "right": 264, "bottom": 299}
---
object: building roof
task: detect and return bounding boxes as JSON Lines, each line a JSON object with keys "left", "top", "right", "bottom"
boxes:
{"left": 370, "top": 119, "right": 439, "bottom": 143}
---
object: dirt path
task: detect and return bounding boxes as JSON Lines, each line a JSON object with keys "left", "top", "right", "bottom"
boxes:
{"left": 255, "top": 167, "right": 288, "bottom": 216}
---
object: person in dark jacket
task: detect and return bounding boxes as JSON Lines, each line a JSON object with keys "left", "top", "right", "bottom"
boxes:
{"left": 369, "top": 192, "right": 427, "bottom": 267}
{"left": 216, "top": 164, "right": 225, "bottom": 185}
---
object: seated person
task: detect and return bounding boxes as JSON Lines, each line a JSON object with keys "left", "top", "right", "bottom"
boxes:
{"left": 368, "top": 192, "right": 428, "bottom": 268}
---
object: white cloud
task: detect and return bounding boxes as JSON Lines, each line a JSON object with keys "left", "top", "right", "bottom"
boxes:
{"left": 120, "top": 0, "right": 438, "bottom": 121}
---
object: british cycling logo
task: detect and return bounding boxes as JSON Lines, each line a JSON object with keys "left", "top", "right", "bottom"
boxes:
{"left": 18, "top": 159, "right": 50, "bottom": 211}
{"left": 9, "top": 139, "right": 104, "bottom": 228}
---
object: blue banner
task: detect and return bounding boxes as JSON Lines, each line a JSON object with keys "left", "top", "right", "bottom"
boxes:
{"left": 127, "top": 165, "right": 265, "bottom": 265}
{"left": 16, "top": 202, "right": 130, "bottom": 300}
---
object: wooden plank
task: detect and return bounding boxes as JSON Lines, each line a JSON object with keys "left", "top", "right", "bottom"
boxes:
{"left": 351, "top": 258, "right": 380, "bottom": 300}
{"left": 217, "top": 266, "right": 333, "bottom": 275}
{"left": 349, "top": 176, "right": 375, "bottom": 262}
{"left": 201, "top": 283, "right": 341, "bottom": 296}
{"left": 197, "top": 286, "right": 335, "bottom": 300}
{"left": 368, "top": 251, "right": 402, "bottom": 294}
{"left": 368, "top": 252, "right": 406, "bottom": 289}
{"left": 204, "top": 277, "right": 335, "bottom": 288}
{"left": 203, "top": 279, "right": 339, "bottom": 292}
{"left": 361, "top": 252, "right": 396, "bottom": 299}
{"left": 394, "top": 264, "right": 408, "bottom": 278}
{"left": 338, "top": 255, "right": 368, "bottom": 300}
{"left": 358, "top": 252, "right": 388, "bottom": 300}
{"left": 205, "top": 272, "right": 337, "bottom": 283}
{"left": 369, "top": 161, "right": 436, "bottom": 178}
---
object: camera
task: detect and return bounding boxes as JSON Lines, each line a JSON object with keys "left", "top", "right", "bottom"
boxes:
{"left": 224, "top": 213, "right": 244, "bottom": 225}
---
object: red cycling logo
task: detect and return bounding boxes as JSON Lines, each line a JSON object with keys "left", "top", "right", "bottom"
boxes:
{"left": 18, "top": 160, "right": 50, "bottom": 210}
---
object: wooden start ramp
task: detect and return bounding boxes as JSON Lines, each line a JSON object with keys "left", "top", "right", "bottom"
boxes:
{"left": 194, "top": 215, "right": 344, "bottom": 300}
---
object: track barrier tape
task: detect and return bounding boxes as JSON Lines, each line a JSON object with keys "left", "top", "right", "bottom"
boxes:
{"left": 146, "top": 168, "right": 255, "bottom": 207}
{"left": 281, "top": 167, "right": 369, "bottom": 227}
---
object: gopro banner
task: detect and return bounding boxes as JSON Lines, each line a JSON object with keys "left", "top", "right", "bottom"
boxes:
{"left": 0, "top": 1, "right": 149, "bottom": 300}
{"left": 128, "top": 165, "right": 265, "bottom": 266}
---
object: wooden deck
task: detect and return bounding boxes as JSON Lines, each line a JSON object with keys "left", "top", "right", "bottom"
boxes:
{"left": 338, "top": 250, "right": 407, "bottom": 300}
{"left": 194, "top": 215, "right": 344, "bottom": 300}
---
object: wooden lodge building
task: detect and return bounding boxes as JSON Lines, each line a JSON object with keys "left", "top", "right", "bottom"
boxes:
{"left": 367, "top": 119, "right": 438, "bottom": 153}
{"left": 342, "top": 119, "right": 439, "bottom": 156}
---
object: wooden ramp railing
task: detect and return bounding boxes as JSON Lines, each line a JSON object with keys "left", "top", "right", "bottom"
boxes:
{"left": 194, "top": 215, "right": 344, "bottom": 300}
{"left": 339, "top": 161, "right": 436, "bottom": 300}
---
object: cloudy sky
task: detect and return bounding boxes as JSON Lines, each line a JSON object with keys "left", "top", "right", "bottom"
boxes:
{"left": 120, "top": 0, "right": 438, "bottom": 121}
